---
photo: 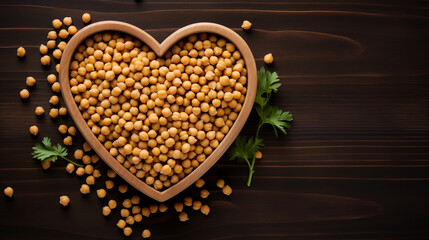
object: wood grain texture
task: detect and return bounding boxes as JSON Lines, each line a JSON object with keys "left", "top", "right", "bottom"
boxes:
{"left": 59, "top": 21, "right": 257, "bottom": 202}
{"left": 1, "top": 0, "right": 429, "bottom": 239}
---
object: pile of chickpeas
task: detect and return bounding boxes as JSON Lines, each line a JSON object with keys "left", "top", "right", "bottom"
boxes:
{"left": 69, "top": 31, "right": 247, "bottom": 190}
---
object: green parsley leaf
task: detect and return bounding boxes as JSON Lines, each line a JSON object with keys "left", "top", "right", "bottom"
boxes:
{"left": 255, "top": 67, "right": 281, "bottom": 108}
{"left": 32, "top": 137, "right": 82, "bottom": 167}
{"left": 257, "top": 105, "right": 293, "bottom": 137}
{"left": 229, "top": 135, "right": 264, "bottom": 165}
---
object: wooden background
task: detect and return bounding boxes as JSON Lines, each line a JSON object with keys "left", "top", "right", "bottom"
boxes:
{"left": 1, "top": 0, "right": 429, "bottom": 239}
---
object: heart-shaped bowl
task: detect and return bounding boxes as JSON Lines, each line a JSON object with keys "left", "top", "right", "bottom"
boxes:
{"left": 59, "top": 21, "right": 256, "bottom": 202}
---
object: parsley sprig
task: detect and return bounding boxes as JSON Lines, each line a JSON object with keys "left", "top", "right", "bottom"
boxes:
{"left": 229, "top": 67, "right": 293, "bottom": 186}
{"left": 32, "top": 137, "right": 83, "bottom": 167}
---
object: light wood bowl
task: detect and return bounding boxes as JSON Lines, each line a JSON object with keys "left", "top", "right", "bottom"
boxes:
{"left": 59, "top": 21, "right": 256, "bottom": 202}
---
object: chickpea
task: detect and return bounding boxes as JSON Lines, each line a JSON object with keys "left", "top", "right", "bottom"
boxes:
{"left": 216, "top": 179, "right": 225, "bottom": 188}
{"left": 35, "top": 106, "right": 45, "bottom": 115}
{"left": 86, "top": 175, "right": 95, "bottom": 185}
{"left": 20, "top": 89, "right": 29, "bottom": 99}
{"left": 82, "top": 13, "right": 91, "bottom": 23}
{"left": 63, "top": 136, "right": 73, "bottom": 145}
{"left": 241, "top": 20, "right": 252, "bottom": 30}
{"left": 108, "top": 199, "right": 117, "bottom": 209}
{"left": 58, "top": 29, "right": 69, "bottom": 39}
{"left": 118, "top": 184, "right": 128, "bottom": 193}
{"left": 255, "top": 150, "right": 262, "bottom": 159}
{"left": 47, "top": 31, "right": 57, "bottom": 40}
{"left": 102, "top": 206, "right": 111, "bottom": 216}
{"left": 195, "top": 178, "right": 205, "bottom": 188}
{"left": 107, "top": 169, "right": 116, "bottom": 178}
{"left": 63, "top": 17, "right": 72, "bottom": 26}
{"left": 126, "top": 215, "right": 135, "bottom": 225}
{"left": 51, "top": 82, "right": 61, "bottom": 92}
{"left": 184, "top": 196, "right": 192, "bottom": 207}
{"left": 93, "top": 169, "right": 101, "bottom": 178}
{"left": 3, "top": 187, "right": 13, "bottom": 197}
{"left": 200, "top": 205, "right": 210, "bottom": 215}
{"left": 68, "top": 126, "right": 76, "bottom": 136}
{"left": 53, "top": 49, "right": 62, "bottom": 59}
{"left": 26, "top": 76, "right": 36, "bottom": 87}
{"left": 17, "top": 47, "right": 26, "bottom": 57}
{"left": 159, "top": 204, "right": 168, "bottom": 213}
{"left": 40, "top": 44, "right": 48, "bottom": 54}
{"left": 49, "top": 95, "right": 59, "bottom": 105}
{"left": 122, "top": 199, "right": 132, "bottom": 208}
{"left": 117, "top": 219, "right": 126, "bottom": 229}
{"left": 222, "top": 185, "right": 232, "bottom": 196}
{"left": 131, "top": 195, "right": 140, "bottom": 205}
{"left": 47, "top": 40, "right": 56, "bottom": 49}
{"left": 97, "top": 189, "right": 106, "bottom": 198}
{"left": 141, "top": 207, "right": 150, "bottom": 217}
{"left": 59, "top": 195, "right": 70, "bottom": 206}
{"left": 123, "top": 227, "right": 132, "bottom": 237}
{"left": 41, "top": 161, "right": 51, "bottom": 170}
{"left": 68, "top": 26, "right": 78, "bottom": 35}
{"left": 80, "top": 184, "right": 90, "bottom": 194}
{"left": 49, "top": 108, "right": 59, "bottom": 118}
{"left": 65, "top": 163, "right": 75, "bottom": 174}
{"left": 41, "top": 55, "right": 51, "bottom": 65}
{"left": 59, "top": 107, "right": 68, "bottom": 116}
{"left": 192, "top": 200, "right": 202, "bottom": 210}
{"left": 179, "top": 212, "right": 189, "bottom": 222}
{"left": 142, "top": 229, "right": 151, "bottom": 238}
{"left": 264, "top": 53, "right": 274, "bottom": 64}
{"left": 29, "top": 125, "right": 39, "bottom": 136}
{"left": 105, "top": 180, "right": 114, "bottom": 189}
{"left": 47, "top": 74, "right": 57, "bottom": 84}
{"left": 200, "top": 189, "right": 210, "bottom": 198}
{"left": 76, "top": 167, "right": 85, "bottom": 176}
{"left": 174, "top": 202, "right": 184, "bottom": 212}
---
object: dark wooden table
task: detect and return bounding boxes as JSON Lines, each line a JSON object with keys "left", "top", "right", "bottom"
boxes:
{"left": 1, "top": 1, "right": 429, "bottom": 239}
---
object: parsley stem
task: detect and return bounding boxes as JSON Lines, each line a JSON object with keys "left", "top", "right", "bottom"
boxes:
{"left": 60, "top": 156, "right": 83, "bottom": 167}
{"left": 247, "top": 155, "right": 257, "bottom": 187}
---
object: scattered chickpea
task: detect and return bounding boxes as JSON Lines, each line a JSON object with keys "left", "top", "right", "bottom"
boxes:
{"left": 3, "top": 187, "right": 13, "bottom": 197}
{"left": 241, "top": 20, "right": 252, "bottom": 30}
{"left": 83, "top": 142, "right": 91, "bottom": 152}
{"left": 86, "top": 175, "right": 95, "bottom": 185}
{"left": 17, "top": 47, "right": 26, "bottom": 57}
{"left": 68, "top": 26, "right": 78, "bottom": 35}
{"left": 35, "top": 106, "right": 45, "bottom": 116}
{"left": 116, "top": 219, "right": 126, "bottom": 229}
{"left": 118, "top": 184, "right": 128, "bottom": 193}
{"left": 63, "top": 17, "right": 72, "bottom": 26}
{"left": 93, "top": 169, "right": 101, "bottom": 178}
{"left": 58, "top": 29, "right": 69, "bottom": 39}
{"left": 49, "top": 108, "right": 59, "bottom": 118}
{"left": 216, "top": 179, "right": 225, "bottom": 188}
{"left": 52, "top": 19, "right": 62, "bottom": 29}
{"left": 122, "top": 199, "right": 132, "bottom": 208}
{"left": 26, "top": 76, "right": 36, "bottom": 87}
{"left": 41, "top": 161, "right": 51, "bottom": 170}
{"left": 59, "top": 107, "right": 68, "bottom": 116}
{"left": 108, "top": 199, "right": 117, "bottom": 209}
{"left": 264, "top": 53, "right": 274, "bottom": 64}
{"left": 41, "top": 55, "right": 51, "bottom": 65}
{"left": 255, "top": 151, "right": 262, "bottom": 159}
{"left": 149, "top": 204, "right": 158, "bottom": 214}
{"left": 97, "top": 189, "right": 106, "bottom": 198}
{"left": 134, "top": 214, "right": 143, "bottom": 223}
{"left": 131, "top": 195, "right": 140, "bottom": 205}
{"left": 121, "top": 208, "right": 130, "bottom": 218}
{"left": 49, "top": 95, "right": 59, "bottom": 105}
{"left": 200, "top": 205, "right": 210, "bottom": 215}
{"left": 142, "top": 207, "right": 150, "bottom": 217}
{"left": 200, "top": 189, "right": 210, "bottom": 198}
{"left": 76, "top": 167, "right": 85, "bottom": 176}
{"left": 80, "top": 184, "right": 90, "bottom": 194}
{"left": 53, "top": 49, "right": 62, "bottom": 59}
{"left": 68, "top": 126, "right": 76, "bottom": 136}
{"left": 29, "top": 125, "right": 39, "bottom": 136}
{"left": 19, "top": 89, "right": 29, "bottom": 99}
{"left": 59, "top": 195, "right": 70, "bottom": 206}
{"left": 123, "top": 227, "right": 132, "bottom": 237}
{"left": 174, "top": 202, "right": 184, "bottom": 212}
{"left": 84, "top": 164, "right": 94, "bottom": 175}
{"left": 47, "top": 74, "right": 57, "bottom": 84}
{"left": 159, "top": 204, "right": 168, "bottom": 213}
{"left": 82, "top": 13, "right": 91, "bottom": 23}
{"left": 184, "top": 196, "right": 193, "bottom": 207}
{"left": 47, "top": 31, "right": 57, "bottom": 40}
{"left": 222, "top": 185, "right": 232, "bottom": 196}
{"left": 58, "top": 125, "right": 68, "bottom": 134}
{"left": 142, "top": 229, "right": 151, "bottom": 239}
{"left": 63, "top": 136, "right": 73, "bottom": 145}
{"left": 58, "top": 41, "right": 67, "bottom": 51}
{"left": 192, "top": 200, "right": 202, "bottom": 210}
{"left": 40, "top": 44, "right": 48, "bottom": 54}
{"left": 51, "top": 82, "right": 60, "bottom": 92}
{"left": 179, "top": 212, "right": 189, "bottom": 222}
{"left": 65, "top": 163, "right": 75, "bottom": 174}
{"left": 195, "top": 178, "right": 205, "bottom": 188}
{"left": 47, "top": 40, "right": 56, "bottom": 49}
{"left": 102, "top": 206, "right": 111, "bottom": 216}
{"left": 107, "top": 169, "right": 116, "bottom": 178}
{"left": 105, "top": 180, "right": 114, "bottom": 189}
{"left": 126, "top": 215, "right": 135, "bottom": 225}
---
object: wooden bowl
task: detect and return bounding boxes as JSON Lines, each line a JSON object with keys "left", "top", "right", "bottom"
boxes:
{"left": 59, "top": 21, "right": 256, "bottom": 202}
